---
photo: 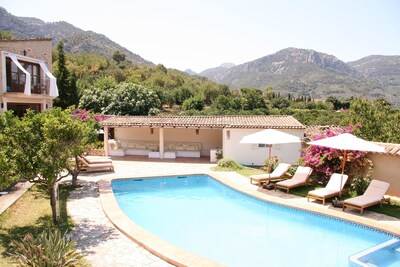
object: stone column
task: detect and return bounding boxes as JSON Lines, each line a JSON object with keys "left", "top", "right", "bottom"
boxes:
{"left": 159, "top": 128, "right": 164, "bottom": 159}
{"left": 104, "top": 126, "right": 109, "bottom": 156}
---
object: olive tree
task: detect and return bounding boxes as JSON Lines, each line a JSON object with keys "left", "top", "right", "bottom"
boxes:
{"left": 6, "top": 108, "right": 94, "bottom": 225}
{"left": 67, "top": 109, "right": 99, "bottom": 186}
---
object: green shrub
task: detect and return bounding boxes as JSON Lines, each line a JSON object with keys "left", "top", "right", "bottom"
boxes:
{"left": 10, "top": 228, "right": 83, "bottom": 267}
{"left": 216, "top": 158, "right": 244, "bottom": 171}
{"left": 350, "top": 175, "right": 372, "bottom": 196}
{"left": 88, "top": 140, "right": 104, "bottom": 150}
{"left": 261, "top": 157, "right": 278, "bottom": 173}
{"left": 182, "top": 95, "right": 205, "bottom": 111}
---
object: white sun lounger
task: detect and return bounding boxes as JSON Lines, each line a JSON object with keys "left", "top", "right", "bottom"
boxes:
{"left": 250, "top": 163, "right": 291, "bottom": 186}
{"left": 274, "top": 166, "right": 313, "bottom": 193}
{"left": 343, "top": 179, "right": 390, "bottom": 215}
{"left": 307, "top": 173, "right": 349, "bottom": 205}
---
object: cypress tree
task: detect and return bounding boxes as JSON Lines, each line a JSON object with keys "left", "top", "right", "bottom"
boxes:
{"left": 53, "top": 41, "right": 79, "bottom": 109}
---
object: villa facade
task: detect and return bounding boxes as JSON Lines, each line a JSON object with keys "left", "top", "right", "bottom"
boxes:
{"left": 101, "top": 115, "right": 305, "bottom": 166}
{"left": 0, "top": 38, "right": 58, "bottom": 116}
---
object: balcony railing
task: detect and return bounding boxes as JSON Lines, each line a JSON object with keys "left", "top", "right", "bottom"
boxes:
{"left": 7, "top": 78, "right": 51, "bottom": 95}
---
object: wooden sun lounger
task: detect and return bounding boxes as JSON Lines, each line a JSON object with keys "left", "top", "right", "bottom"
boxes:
{"left": 343, "top": 180, "right": 390, "bottom": 215}
{"left": 275, "top": 166, "right": 313, "bottom": 193}
{"left": 250, "top": 163, "right": 291, "bottom": 186}
{"left": 78, "top": 155, "right": 114, "bottom": 172}
{"left": 307, "top": 173, "right": 349, "bottom": 205}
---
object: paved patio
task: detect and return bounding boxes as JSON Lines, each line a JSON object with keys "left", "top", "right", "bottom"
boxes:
{"left": 2, "top": 156, "right": 399, "bottom": 266}
{"left": 67, "top": 157, "right": 217, "bottom": 267}
{"left": 68, "top": 157, "right": 400, "bottom": 266}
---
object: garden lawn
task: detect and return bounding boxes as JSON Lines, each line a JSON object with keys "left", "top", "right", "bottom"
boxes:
{"left": 0, "top": 183, "right": 88, "bottom": 266}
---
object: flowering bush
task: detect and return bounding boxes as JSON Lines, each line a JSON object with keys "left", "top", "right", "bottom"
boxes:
{"left": 72, "top": 108, "right": 111, "bottom": 122}
{"left": 261, "top": 156, "right": 279, "bottom": 173}
{"left": 301, "top": 125, "right": 372, "bottom": 184}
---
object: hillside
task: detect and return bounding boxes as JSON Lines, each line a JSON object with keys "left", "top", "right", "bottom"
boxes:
{"left": 201, "top": 48, "right": 400, "bottom": 106}
{"left": 0, "top": 7, "right": 153, "bottom": 66}
{"left": 348, "top": 55, "right": 400, "bottom": 77}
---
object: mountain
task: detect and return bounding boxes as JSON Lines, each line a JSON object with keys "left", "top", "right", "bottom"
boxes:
{"left": 348, "top": 55, "right": 400, "bottom": 77}
{"left": 0, "top": 7, "right": 153, "bottom": 66}
{"left": 348, "top": 55, "right": 400, "bottom": 101}
{"left": 199, "top": 62, "right": 235, "bottom": 79}
{"left": 184, "top": 69, "right": 197, "bottom": 75}
{"left": 201, "top": 48, "right": 400, "bottom": 106}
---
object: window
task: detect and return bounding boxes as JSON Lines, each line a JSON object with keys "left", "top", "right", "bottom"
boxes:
{"left": 6, "top": 57, "right": 41, "bottom": 93}
{"left": 7, "top": 103, "right": 41, "bottom": 117}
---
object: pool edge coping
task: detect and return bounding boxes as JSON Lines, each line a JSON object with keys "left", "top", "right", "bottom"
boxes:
{"left": 98, "top": 175, "right": 224, "bottom": 267}
{"left": 99, "top": 173, "right": 400, "bottom": 267}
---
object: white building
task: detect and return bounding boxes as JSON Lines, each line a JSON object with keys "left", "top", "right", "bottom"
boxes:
{"left": 101, "top": 115, "right": 305, "bottom": 166}
{"left": 0, "top": 38, "right": 58, "bottom": 116}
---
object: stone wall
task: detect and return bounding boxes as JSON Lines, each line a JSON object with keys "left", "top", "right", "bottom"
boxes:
{"left": 0, "top": 38, "right": 53, "bottom": 68}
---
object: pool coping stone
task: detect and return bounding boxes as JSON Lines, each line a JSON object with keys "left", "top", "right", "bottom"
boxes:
{"left": 99, "top": 172, "right": 400, "bottom": 267}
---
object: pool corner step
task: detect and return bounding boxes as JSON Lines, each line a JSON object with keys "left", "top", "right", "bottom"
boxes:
{"left": 349, "top": 238, "right": 400, "bottom": 267}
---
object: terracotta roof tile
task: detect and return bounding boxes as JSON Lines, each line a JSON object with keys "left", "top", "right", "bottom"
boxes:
{"left": 375, "top": 143, "right": 400, "bottom": 157}
{"left": 100, "top": 115, "right": 305, "bottom": 129}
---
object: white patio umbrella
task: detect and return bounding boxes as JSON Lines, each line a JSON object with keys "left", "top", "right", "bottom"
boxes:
{"left": 240, "top": 129, "right": 301, "bottom": 159}
{"left": 307, "top": 133, "right": 385, "bottom": 195}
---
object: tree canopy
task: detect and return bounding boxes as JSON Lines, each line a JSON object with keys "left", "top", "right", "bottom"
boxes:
{"left": 347, "top": 98, "right": 400, "bottom": 143}
{"left": 0, "top": 108, "right": 98, "bottom": 224}
{"left": 53, "top": 50, "right": 400, "bottom": 133}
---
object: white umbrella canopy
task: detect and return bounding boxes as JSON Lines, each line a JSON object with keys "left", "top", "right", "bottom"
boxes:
{"left": 240, "top": 129, "right": 301, "bottom": 145}
{"left": 307, "top": 133, "right": 385, "bottom": 153}
{"left": 240, "top": 129, "right": 301, "bottom": 159}
{"left": 307, "top": 133, "right": 385, "bottom": 196}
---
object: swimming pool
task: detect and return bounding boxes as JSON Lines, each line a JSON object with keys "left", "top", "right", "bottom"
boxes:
{"left": 111, "top": 174, "right": 395, "bottom": 267}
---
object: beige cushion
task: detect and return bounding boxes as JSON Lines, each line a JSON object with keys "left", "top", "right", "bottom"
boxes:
{"left": 326, "top": 173, "right": 348, "bottom": 191}
{"left": 135, "top": 143, "right": 147, "bottom": 149}
{"left": 147, "top": 144, "right": 158, "bottom": 150}
{"left": 250, "top": 163, "right": 291, "bottom": 180}
{"left": 308, "top": 188, "right": 338, "bottom": 197}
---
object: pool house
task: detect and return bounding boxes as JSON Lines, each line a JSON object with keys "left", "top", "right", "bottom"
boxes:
{"left": 101, "top": 115, "right": 305, "bottom": 166}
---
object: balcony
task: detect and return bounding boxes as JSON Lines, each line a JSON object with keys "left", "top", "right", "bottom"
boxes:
{"left": 7, "top": 78, "right": 51, "bottom": 95}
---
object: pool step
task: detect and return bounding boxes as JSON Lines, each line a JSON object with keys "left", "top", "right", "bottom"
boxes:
{"left": 349, "top": 238, "right": 400, "bottom": 266}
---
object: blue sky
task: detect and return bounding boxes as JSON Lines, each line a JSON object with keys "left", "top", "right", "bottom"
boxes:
{"left": 2, "top": 0, "right": 400, "bottom": 72}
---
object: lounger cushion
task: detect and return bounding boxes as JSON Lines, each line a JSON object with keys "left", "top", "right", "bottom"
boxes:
{"left": 343, "top": 195, "right": 381, "bottom": 207}
{"left": 307, "top": 188, "right": 339, "bottom": 198}
{"left": 275, "top": 167, "right": 312, "bottom": 187}
{"left": 250, "top": 163, "right": 291, "bottom": 180}
{"left": 363, "top": 180, "right": 390, "bottom": 198}
{"left": 276, "top": 176, "right": 306, "bottom": 187}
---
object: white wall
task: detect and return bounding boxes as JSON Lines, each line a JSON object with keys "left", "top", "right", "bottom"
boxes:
{"left": 222, "top": 128, "right": 304, "bottom": 166}
{"left": 114, "top": 127, "right": 222, "bottom": 156}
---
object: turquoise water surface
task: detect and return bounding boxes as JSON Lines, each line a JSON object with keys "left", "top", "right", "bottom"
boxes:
{"left": 112, "top": 175, "right": 394, "bottom": 267}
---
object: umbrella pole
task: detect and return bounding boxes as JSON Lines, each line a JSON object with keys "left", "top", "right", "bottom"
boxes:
{"left": 268, "top": 145, "right": 272, "bottom": 160}
{"left": 339, "top": 150, "right": 347, "bottom": 198}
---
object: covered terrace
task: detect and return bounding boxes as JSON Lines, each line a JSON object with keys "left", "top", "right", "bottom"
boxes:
{"left": 100, "top": 115, "right": 306, "bottom": 165}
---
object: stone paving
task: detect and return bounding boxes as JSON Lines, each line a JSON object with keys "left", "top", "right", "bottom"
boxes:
{"left": 67, "top": 158, "right": 217, "bottom": 267}
{"left": 68, "top": 179, "right": 172, "bottom": 267}
{"left": 0, "top": 180, "right": 33, "bottom": 214}
{"left": 2, "top": 156, "right": 399, "bottom": 266}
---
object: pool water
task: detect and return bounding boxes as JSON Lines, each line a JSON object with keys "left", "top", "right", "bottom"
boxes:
{"left": 350, "top": 239, "right": 400, "bottom": 267}
{"left": 112, "top": 175, "right": 394, "bottom": 267}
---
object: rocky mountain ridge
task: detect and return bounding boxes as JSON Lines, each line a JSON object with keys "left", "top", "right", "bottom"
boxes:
{"left": 199, "top": 48, "right": 400, "bottom": 106}
{"left": 0, "top": 7, "right": 153, "bottom": 66}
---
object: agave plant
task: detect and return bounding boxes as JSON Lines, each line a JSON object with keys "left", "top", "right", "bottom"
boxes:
{"left": 10, "top": 228, "right": 83, "bottom": 267}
